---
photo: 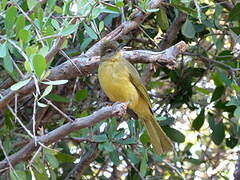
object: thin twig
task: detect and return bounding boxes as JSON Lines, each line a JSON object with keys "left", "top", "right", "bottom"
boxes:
{"left": 119, "top": 151, "right": 146, "bottom": 180}
{"left": 0, "top": 140, "right": 14, "bottom": 171}
{"left": 162, "top": 160, "right": 186, "bottom": 180}
{"left": 59, "top": 50, "right": 82, "bottom": 74}
{"left": 27, "top": 146, "right": 42, "bottom": 168}
{"left": 7, "top": 105, "right": 34, "bottom": 138}
{"left": 32, "top": 93, "right": 38, "bottom": 145}
{"left": 43, "top": 98, "right": 74, "bottom": 122}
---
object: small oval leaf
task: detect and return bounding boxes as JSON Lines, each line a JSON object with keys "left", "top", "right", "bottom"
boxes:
{"left": 10, "top": 78, "right": 31, "bottom": 91}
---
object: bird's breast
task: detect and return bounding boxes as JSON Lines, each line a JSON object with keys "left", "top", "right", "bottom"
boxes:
{"left": 98, "top": 60, "right": 139, "bottom": 108}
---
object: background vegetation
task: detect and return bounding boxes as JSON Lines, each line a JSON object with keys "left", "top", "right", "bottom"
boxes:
{"left": 0, "top": 0, "right": 240, "bottom": 179}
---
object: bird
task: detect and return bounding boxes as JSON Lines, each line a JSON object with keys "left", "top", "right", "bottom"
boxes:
{"left": 98, "top": 41, "right": 173, "bottom": 154}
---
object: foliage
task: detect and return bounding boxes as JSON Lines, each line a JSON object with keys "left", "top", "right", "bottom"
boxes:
{"left": 0, "top": 0, "right": 240, "bottom": 179}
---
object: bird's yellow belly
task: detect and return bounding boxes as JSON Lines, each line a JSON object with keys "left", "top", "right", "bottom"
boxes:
{"left": 98, "top": 61, "right": 139, "bottom": 109}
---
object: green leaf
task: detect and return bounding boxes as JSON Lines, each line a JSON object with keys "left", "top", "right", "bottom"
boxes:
{"left": 181, "top": 19, "right": 195, "bottom": 39}
{"left": 47, "top": 0, "right": 57, "bottom": 12}
{"left": 171, "top": 0, "right": 197, "bottom": 17}
{"left": 40, "top": 85, "right": 53, "bottom": 99}
{"left": 99, "top": 141, "right": 114, "bottom": 152}
{"left": 157, "top": 117, "right": 175, "bottom": 126}
{"left": 140, "top": 158, "right": 147, "bottom": 177}
{"left": 32, "top": 54, "right": 47, "bottom": 79}
{"left": 3, "top": 51, "right": 13, "bottom": 73}
{"left": 51, "top": 19, "right": 60, "bottom": 30}
{"left": 10, "top": 78, "right": 31, "bottom": 91}
{"left": 212, "top": 73, "right": 223, "bottom": 86}
{"left": 99, "top": 21, "right": 104, "bottom": 32}
{"left": 10, "top": 170, "right": 27, "bottom": 180}
{"left": 16, "top": 15, "right": 26, "bottom": 35}
{"left": 93, "top": 134, "right": 108, "bottom": 142}
{"left": 24, "top": 60, "right": 32, "bottom": 73}
{"left": 234, "top": 106, "right": 240, "bottom": 118}
{"left": 140, "top": 131, "right": 150, "bottom": 145}
{"left": 84, "top": 23, "right": 98, "bottom": 40}
{"left": 4, "top": 110, "right": 14, "bottom": 130}
{"left": 162, "top": 126, "right": 185, "bottom": 143}
{"left": 226, "top": 96, "right": 240, "bottom": 107}
{"left": 211, "top": 86, "right": 225, "bottom": 102}
{"left": 232, "top": 83, "right": 240, "bottom": 92}
{"left": 157, "top": 6, "right": 169, "bottom": 31}
{"left": 80, "top": 37, "right": 92, "bottom": 51}
{"left": 91, "top": 6, "right": 102, "bottom": 19}
{"left": 192, "top": 109, "right": 205, "bottom": 131}
{"left": 115, "top": 0, "right": 124, "bottom": 7}
{"left": 218, "top": 71, "right": 232, "bottom": 86}
{"left": 127, "top": 151, "right": 139, "bottom": 164}
{"left": 46, "top": 94, "right": 69, "bottom": 103}
{"left": 60, "top": 23, "right": 79, "bottom": 36}
{"left": 45, "top": 153, "right": 59, "bottom": 169}
{"left": 117, "top": 137, "right": 136, "bottom": 145}
{"left": 5, "top": 6, "right": 17, "bottom": 36}
{"left": 127, "top": 120, "right": 135, "bottom": 136}
{"left": 195, "top": 86, "right": 210, "bottom": 95}
{"left": 103, "top": 4, "right": 120, "bottom": 13}
{"left": 27, "top": 0, "right": 38, "bottom": 9}
{"left": 18, "top": 29, "right": 30, "bottom": 44}
{"left": 55, "top": 152, "right": 76, "bottom": 163}
{"left": 109, "top": 151, "right": 120, "bottom": 165}
{"left": 208, "top": 113, "right": 225, "bottom": 145}
{"left": 75, "top": 89, "right": 88, "bottom": 102}
{"left": 108, "top": 118, "right": 117, "bottom": 138}
{"left": 0, "top": 42, "right": 7, "bottom": 58}
{"left": 113, "top": 129, "right": 125, "bottom": 140}
{"left": 41, "top": 80, "right": 68, "bottom": 85}
{"left": 228, "top": 3, "right": 240, "bottom": 21}
{"left": 226, "top": 136, "right": 238, "bottom": 148}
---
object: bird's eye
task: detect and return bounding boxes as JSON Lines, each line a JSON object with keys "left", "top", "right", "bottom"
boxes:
{"left": 106, "top": 49, "right": 113, "bottom": 54}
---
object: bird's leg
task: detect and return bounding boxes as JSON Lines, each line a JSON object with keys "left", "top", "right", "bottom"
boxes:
{"left": 112, "top": 101, "right": 129, "bottom": 117}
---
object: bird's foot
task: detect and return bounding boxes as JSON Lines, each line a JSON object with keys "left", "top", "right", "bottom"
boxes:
{"left": 112, "top": 102, "right": 129, "bottom": 117}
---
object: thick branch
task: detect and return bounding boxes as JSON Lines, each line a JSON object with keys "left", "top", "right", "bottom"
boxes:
{"left": 0, "top": 103, "right": 127, "bottom": 170}
{"left": 0, "top": 41, "right": 188, "bottom": 110}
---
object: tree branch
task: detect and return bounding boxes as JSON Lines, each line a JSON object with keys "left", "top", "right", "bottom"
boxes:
{"left": 0, "top": 103, "right": 127, "bottom": 170}
{"left": 0, "top": 41, "right": 188, "bottom": 111}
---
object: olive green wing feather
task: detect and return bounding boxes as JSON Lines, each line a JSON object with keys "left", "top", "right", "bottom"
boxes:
{"left": 122, "top": 59, "right": 152, "bottom": 109}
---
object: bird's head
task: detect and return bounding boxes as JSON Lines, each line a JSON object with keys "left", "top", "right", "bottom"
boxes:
{"left": 99, "top": 41, "right": 121, "bottom": 61}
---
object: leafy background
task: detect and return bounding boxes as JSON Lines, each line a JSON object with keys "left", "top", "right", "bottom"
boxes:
{"left": 0, "top": 0, "right": 240, "bottom": 179}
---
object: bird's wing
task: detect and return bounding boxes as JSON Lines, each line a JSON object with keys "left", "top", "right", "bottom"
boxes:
{"left": 122, "top": 59, "right": 152, "bottom": 109}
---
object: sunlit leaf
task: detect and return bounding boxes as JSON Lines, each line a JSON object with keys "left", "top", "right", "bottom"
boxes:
{"left": 10, "top": 78, "right": 31, "bottom": 91}
{"left": 84, "top": 23, "right": 98, "bottom": 40}
{"left": 41, "top": 80, "right": 68, "bottom": 85}
{"left": 181, "top": 19, "right": 195, "bottom": 39}
{"left": 228, "top": 3, "right": 240, "bottom": 21}
{"left": 32, "top": 54, "right": 47, "bottom": 79}
{"left": 60, "top": 23, "right": 79, "bottom": 36}
{"left": 40, "top": 85, "right": 53, "bottom": 99}
{"left": 5, "top": 6, "right": 17, "bottom": 36}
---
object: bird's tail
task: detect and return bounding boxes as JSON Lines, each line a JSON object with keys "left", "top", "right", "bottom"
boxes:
{"left": 142, "top": 115, "right": 173, "bottom": 154}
